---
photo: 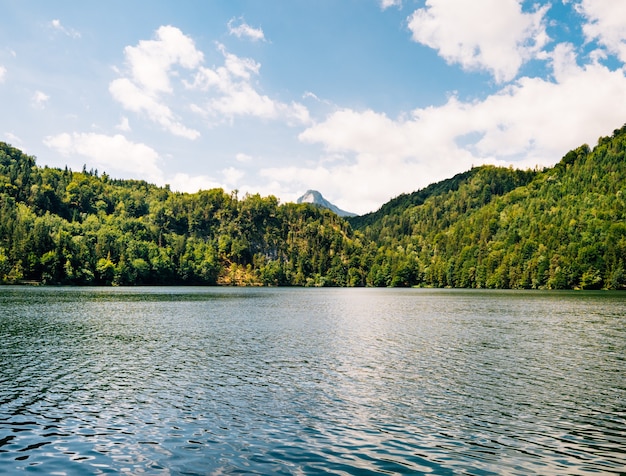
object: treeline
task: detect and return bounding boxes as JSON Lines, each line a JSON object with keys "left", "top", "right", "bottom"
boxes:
{"left": 1, "top": 124, "right": 626, "bottom": 289}
{"left": 350, "top": 125, "right": 626, "bottom": 290}
{"left": 0, "top": 145, "right": 366, "bottom": 286}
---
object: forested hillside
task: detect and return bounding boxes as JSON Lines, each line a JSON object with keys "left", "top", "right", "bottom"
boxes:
{"left": 1, "top": 124, "right": 626, "bottom": 289}
{"left": 0, "top": 144, "right": 366, "bottom": 286}
{"left": 354, "top": 125, "right": 626, "bottom": 289}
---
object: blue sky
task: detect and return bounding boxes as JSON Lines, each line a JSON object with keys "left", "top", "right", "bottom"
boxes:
{"left": 1, "top": 0, "right": 626, "bottom": 214}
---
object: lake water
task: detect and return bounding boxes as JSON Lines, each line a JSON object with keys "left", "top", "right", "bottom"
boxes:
{"left": 0, "top": 287, "right": 625, "bottom": 475}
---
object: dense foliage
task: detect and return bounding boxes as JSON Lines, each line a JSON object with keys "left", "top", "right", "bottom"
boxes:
{"left": 351, "top": 125, "right": 626, "bottom": 290}
{"left": 0, "top": 145, "right": 366, "bottom": 286}
{"left": 1, "top": 124, "right": 626, "bottom": 289}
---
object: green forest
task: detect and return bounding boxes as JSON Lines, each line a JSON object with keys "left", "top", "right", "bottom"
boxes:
{"left": 2, "top": 124, "right": 626, "bottom": 289}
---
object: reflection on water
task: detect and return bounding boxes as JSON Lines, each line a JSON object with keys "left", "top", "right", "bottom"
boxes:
{"left": 1, "top": 287, "right": 625, "bottom": 474}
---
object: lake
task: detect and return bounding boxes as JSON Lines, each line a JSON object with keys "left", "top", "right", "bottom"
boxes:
{"left": 0, "top": 287, "right": 624, "bottom": 475}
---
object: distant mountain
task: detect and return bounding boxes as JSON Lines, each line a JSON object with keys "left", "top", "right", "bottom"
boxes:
{"left": 296, "top": 190, "right": 356, "bottom": 217}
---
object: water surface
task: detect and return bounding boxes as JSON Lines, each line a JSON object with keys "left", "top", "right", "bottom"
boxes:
{"left": 1, "top": 287, "right": 625, "bottom": 474}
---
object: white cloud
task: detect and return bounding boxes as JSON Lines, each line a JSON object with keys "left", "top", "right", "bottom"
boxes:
{"left": 575, "top": 0, "right": 626, "bottom": 63}
{"left": 168, "top": 172, "right": 224, "bottom": 193}
{"left": 110, "top": 25, "right": 202, "bottom": 139}
{"left": 303, "top": 91, "right": 319, "bottom": 101}
{"left": 222, "top": 166, "right": 245, "bottom": 186}
{"left": 32, "top": 90, "right": 49, "bottom": 109}
{"left": 123, "top": 25, "right": 203, "bottom": 94}
{"left": 235, "top": 153, "right": 253, "bottom": 163}
{"left": 291, "top": 108, "right": 481, "bottom": 213}
{"left": 228, "top": 18, "right": 266, "bottom": 42}
{"left": 467, "top": 45, "right": 626, "bottom": 161}
{"left": 188, "top": 44, "right": 310, "bottom": 124}
{"left": 0, "top": 65, "right": 6, "bottom": 83}
{"left": 43, "top": 132, "right": 163, "bottom": 182}
{"left": 380, "top": 0, "right": 402, "bottom": 10}
{"left": 50, "top": 19, "right": 81, "bottom": 38}
{"left": 261, "top": 47, "right": 626, "bottom": 214}
{"left": 407, "top": 0, "right": 550, "bottom": 83}
{"left": 111, "top": 26, "right": 305, "bottom": 136}
{"left": 109, "top": 77, "right": 199, "bottom": 139}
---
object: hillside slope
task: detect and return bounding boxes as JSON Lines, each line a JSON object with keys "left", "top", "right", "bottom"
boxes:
{"left": 359, "top": 125, "right": 626, "bottom": 289}
{"left": 0, "top": 145, "right": 365, "bottom": 286}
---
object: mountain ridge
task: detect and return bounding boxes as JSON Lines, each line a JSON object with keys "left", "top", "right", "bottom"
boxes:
{"left": 1, "top": 122, "right": 625, "bottom": 288}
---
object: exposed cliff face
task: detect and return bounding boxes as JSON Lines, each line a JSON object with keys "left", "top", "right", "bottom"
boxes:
{"left": 296, "top": 190, "right": 356, "bottom": 217}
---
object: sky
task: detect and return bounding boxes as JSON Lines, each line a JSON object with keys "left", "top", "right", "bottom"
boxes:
{"left": 1, "top": 1, "right": 626, "bottom": 215}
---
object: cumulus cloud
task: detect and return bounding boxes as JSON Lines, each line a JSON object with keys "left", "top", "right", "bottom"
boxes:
{"left": 31, "top": 90, "right": 49, "bottom": 109}
{"left": 222, "top": 166, "right": 245, "bottom": 186}
{"left": 43, "top": 132, "right": 163, "bottom": 182}
{"left": 111, "top": 26, "right": 306, "bottom": 136}
{"left": 235, "top": 152, "right": 253, "bottom": 163}
{"left": 575, "top": 0, "right": 626, "bottom": 63}
{"left": 228, "top": 18, "right": 266, "bottom": 42}
{"left": 407, "top": 0, "right": 550, "bottom": 83}
{"left": 380, "top": 0, "right": 402, "bottom": 10}
{"left": 168, "top": 172, "right": 224, "bottom": 193}
{"left": 258, "top": 47, "right": 626, "bottom": 215}
{"left": 110, "top": 25, "right": 202, "bottom": 139}
{"left": 50, "top": 19, "right": 81, "bottom": 38}
{"left": 289, "top": 108, "right": 481, "bottom": 213}
{"left": 263, "top": 13, "right": 626, "bottom": 213}
{"left": 188, "top": 44, "right": 310, "bottom": 124}
{"left": 109, "top": 77, "right": 200, "bottom": 139}
{"left": 123, "top": 25, "right": 203, "bottom": 94}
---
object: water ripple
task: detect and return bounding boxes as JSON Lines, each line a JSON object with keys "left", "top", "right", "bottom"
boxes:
{"left": 1, "top": 287, "right": 625, "bottom": 474}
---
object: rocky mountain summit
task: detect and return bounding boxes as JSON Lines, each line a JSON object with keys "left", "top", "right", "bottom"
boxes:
{"left": 296, "top": 190, "right": 356, "bottom": 217}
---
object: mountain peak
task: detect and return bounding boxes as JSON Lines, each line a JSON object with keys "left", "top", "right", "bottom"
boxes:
{"left": 296, "top": 190, "right": 356, "bottom": 217}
